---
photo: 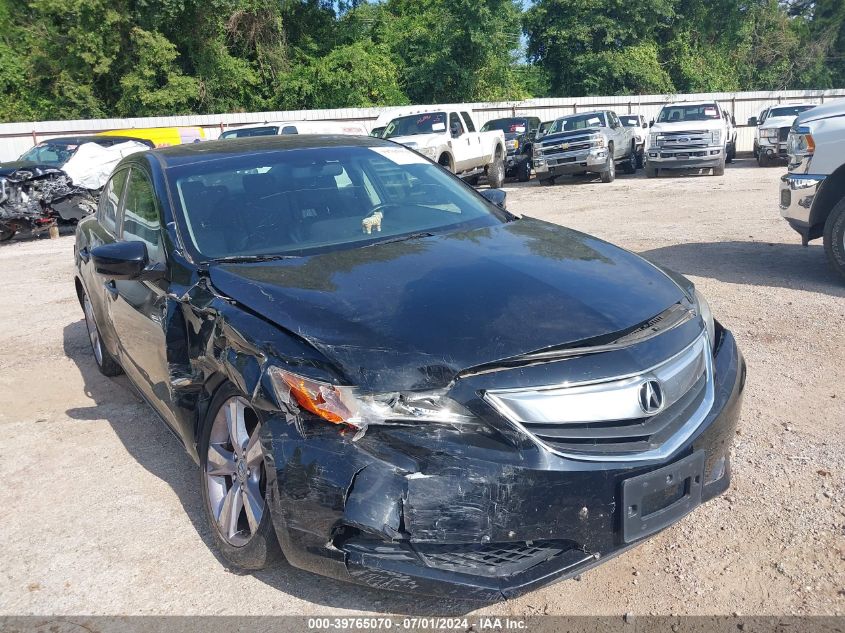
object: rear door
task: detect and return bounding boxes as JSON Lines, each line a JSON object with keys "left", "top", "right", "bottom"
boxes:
{"left": 105, "top": 165, "right": 179, "bottom": 429}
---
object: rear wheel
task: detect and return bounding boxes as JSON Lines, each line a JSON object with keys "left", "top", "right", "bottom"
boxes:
{"left": 823, "top": 198, "right": 845, "bottom": 280}
{"left": 200, "top": 387, "right": 282, "bottom": 570}
{"left": 600, "top": 145, "right": 615, "bottom": 183}
{"left": 486, "top": 155, "right": 506, "bottom": 189}
{"left": 82, "top": 291, "right": 122, "bottom": 376}
{"left": 516, "top": 159, "right": 532, "bottom": 182}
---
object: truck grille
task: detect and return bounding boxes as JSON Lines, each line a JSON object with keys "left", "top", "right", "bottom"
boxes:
{"left": 540, "top": 134, "right": 594, "bottom": 155}
{"left": 484, "top": 332, "right": 714, "bottom": 461}
{"left": 655, "top": 131, "right": 710, "bottom": 149}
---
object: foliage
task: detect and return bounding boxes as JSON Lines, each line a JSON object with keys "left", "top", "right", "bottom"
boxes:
{"left": 0, "top": 0, "right": 841, "bottom": 122}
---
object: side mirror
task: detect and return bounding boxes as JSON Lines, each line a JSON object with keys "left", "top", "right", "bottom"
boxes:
{"left": 748, "top": 117, "right": 758, "bottom": 126}
{"left": 480, "top": 188, "right": 507, "bottom": 209}
{"left": 92, "top": 241, "right": 150, "bottom": 280}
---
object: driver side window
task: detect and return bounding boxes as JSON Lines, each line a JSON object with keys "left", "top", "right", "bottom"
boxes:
{"left": 99, "top": 168, "right": 129, "bottom": 235}
{"left": 120, "top": 168, "right": 164, "bottom": 265}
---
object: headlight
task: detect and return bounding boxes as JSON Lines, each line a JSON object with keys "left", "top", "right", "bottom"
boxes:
{"left": 418, "top": 146, "right": 437, "bottom": 160}
{"left": 649, "top": 132, "right": 658, "bottom": 146}
{"left": 787, "top": 125, "right": 815, "bottom": 158}
{"left": 762, "top": 128, "right": 779, "bottom": 140}
{"left": 693, "top": 289, "right": 716, "bottom": 349}
{"left": 506, "top": 139, "right": 519, "bottom": 151}
{"left": 592, "top": 135, "right": 605, "bottom": 148}
{"left": 711, "top": 129, "right": 722, "bottom": 145}
{"left": 267, "top": 367, "right": 476, "bottom": 434}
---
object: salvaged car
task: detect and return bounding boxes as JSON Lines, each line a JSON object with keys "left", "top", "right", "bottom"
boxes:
{"left": 0, "top": 136, "right": 151, "bottom": 241}
{"left": 645, "top": 101, "right": 730, "bottom": 177}
{"left": 533, "top": 110, "right": 637, "bottom": 185}
{"left": 480, "top": 117, "right": 541, "bottom": 182}
{"left": 74, "top": 135, "right": 745, "bottom": 599}
{"left": 750, "top": 103, "right": 817, "bottom": 167}
{"left": 381, "top": 109, "right": 507, "bottom": 187}
{"left": 779, "top": 99, "right": 845, "bottom": 278}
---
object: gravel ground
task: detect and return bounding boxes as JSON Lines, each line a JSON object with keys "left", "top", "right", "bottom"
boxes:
{"left": 1, "top": 159, "right": 843, "bottom": 617}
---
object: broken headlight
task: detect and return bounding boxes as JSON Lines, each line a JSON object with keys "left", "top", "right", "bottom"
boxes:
{"left": 267, "top": 367, "right": 475, "bottom": 432}
{"left": 693, "top": 288, "right": 716, "bottom": 349}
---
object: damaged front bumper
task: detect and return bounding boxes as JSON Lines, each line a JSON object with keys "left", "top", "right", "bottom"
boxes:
{"left": 260, "top": 327, "right": 745, "bottom": 600}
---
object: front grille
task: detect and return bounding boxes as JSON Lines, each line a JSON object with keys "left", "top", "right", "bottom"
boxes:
{"left": 778, "top": 127, "right": 790, "bottom": 142}
{"left": 343, "top": 538, "right": 590, "bottom": 579}
{"left": 484, "top": 332, "right": 713, "bottom": 461}
{"left": 656, "top": 131, "right": 710, "bottom": 149}
{"left": 540, "top": 134, "right": 594, "bottom": 155}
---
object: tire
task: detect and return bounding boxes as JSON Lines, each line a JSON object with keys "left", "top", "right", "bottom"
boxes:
{"left": 645, "top": 165, "right": 658, "bottom": 178}
{"left": 726, "top": 142, "right": 735, "bottom": 164}
{"left": 200, "top": 384, "right": 282, "bottom": 571}
{"left": 486, "top": 155, "right": 506, "bottom": 189}
{"left": 464, "top": 175, "right": 480, "bottom": 187}
{"left": 438, "top": 155, "right": 453, "bottom": 173}
{"left": 753, "top": 141, "right": 759, "bottom": 159}
{"left": 537, "top": 176, "right": 556, "bottom": 186}
{"left": 622, "top": 143, "right": 637, "bottom": 175}
{"left": 636, "top": 148, "right": 644, "bottom": 169}
{"left": 600, "top": 145, "right": 615, "bottom": 183}
{"left": 517, "top": 159, "right": 531, "bottom": 182}
{"left": 713, "top": 156, "right": 726, "bottom": 176}
{"left": 82, "top": 291, "right": 123, "bottom": 377}
{"left": 0, "top": 224, "right": 14, "bottom": 242}
{"left": 823, "top": 197, "right": 845, "bottom": 280}
{"left": 758, "top": 153, "right": 769, "bottom": 168}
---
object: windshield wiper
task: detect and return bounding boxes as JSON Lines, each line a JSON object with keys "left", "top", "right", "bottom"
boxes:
{"left": 363, "top": 231, "right": 435, "bottom": 247}
{"left": 212, "top": 254, "right": 299, "bottom": 263}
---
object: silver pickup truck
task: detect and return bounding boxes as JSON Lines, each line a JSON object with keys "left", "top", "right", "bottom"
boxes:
{"left": 532, "top": 110, "right": 637, "bottom": 185}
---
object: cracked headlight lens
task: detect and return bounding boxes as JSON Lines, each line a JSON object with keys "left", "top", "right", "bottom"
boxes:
{"left": 268, "top": 367, "right": 475, "bottom": 432}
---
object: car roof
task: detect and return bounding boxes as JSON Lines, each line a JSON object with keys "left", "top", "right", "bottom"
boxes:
{"left": 147, "top": 135, "right": 394, "bottom": 168}
{"left": 556, "top": 110, "right": 605, "bottom": 118}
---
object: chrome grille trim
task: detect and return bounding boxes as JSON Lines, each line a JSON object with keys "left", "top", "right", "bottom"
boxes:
{"left": 483, "top": 331, "right": 714, "bottom": 463}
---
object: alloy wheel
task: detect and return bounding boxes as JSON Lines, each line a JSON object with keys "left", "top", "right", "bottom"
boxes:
{"left": 205, "top": 396, "right": 266, "bottom": 547}
{"left": 82, "top": 294, "right": 103, "bottom": 366}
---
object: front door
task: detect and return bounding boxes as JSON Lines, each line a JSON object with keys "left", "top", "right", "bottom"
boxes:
{"left": 105, "top": 166, "right": 178, "bottom": 430}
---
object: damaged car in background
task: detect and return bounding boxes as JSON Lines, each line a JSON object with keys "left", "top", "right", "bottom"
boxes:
{"left": 74, "top": 135, "right": 746, "bottom": 599}
{"left": 0, "top": 136, "right": 151, "bottom": 241}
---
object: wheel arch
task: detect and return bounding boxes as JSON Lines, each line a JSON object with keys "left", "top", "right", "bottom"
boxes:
{"left": 437, "top": 151, "right": 454, "bottom": 172}
{"left": 810, "top": 164, "right": 845, "bottom": 230}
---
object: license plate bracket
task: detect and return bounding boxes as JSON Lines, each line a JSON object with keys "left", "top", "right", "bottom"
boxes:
{"left": 621, "top": 450, "right": 705, "bottom": 543}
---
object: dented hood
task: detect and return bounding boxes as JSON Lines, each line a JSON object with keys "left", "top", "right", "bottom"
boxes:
{"left": 208, "top": 218, "right": 685, "bottom": 391}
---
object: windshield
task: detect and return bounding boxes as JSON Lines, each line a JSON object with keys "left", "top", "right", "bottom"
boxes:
{"left": 657, "top": 104, "right": 721, "bottom": 123}
{"left": 768, "top": 105, "right": 815, "bottom": 118}
{"left": 169, "top": 145, "right": 506, "bottom": 259}
{"left": 18, "top": 141, "right": 80, "bottom": 167}
{"left": 220, "top": 126, "right": 280, "bottom": 139}
{"left": 548, "top": 113, "right": 606, "bottom": 134}
{"left": 481, "top": 119, "right": 528, "bottom": 134}
{"left": 383, "top": 113, "right": 447, "bottom": 138}
{"left": 619, "top": 116, "right": 640, "bottom": 127}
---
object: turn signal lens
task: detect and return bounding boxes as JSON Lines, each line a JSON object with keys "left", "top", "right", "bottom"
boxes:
{"left": 269, "top": 367, "right": 356, "bottom": 425}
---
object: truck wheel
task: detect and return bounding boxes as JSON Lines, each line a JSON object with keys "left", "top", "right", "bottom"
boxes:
{"left": 600, "top": 146, "right": 615, "bottom": 183}
{"left": 438, "top": 154, "right": 454, "bottom": 173}
{"left": 0, "top": 224, "right": 14, "bottom": 242}
{"left": 645, "top": 165, "right": 658, "bottom": 178}
{"left": 537, "top": 176, "right": 556, "bottom": 186}
{"left": 636, "top": 148, "right": 644, "bottom": 169}
{"left": 753, "top": 142, "right": 759, "bottom": 159}
{"left": 622, "top": 143, "right": 637, "bottom": 175}
{"left": 726, "top": 142, "right": 735, "bottom": 163}
{"left": 758, "top": 153, "right": 769, "bottom": 168}
{"left": 517, "top": 159, "right": 531, "bottom": 182}
{"left": 823, "top": 198, "right": 845, "bottom": 280}
{"left": 487, "top": 156, "right": 505, "bottom": 189}
{"left": 713, "top": 157, "right": 726, "bottom": 176}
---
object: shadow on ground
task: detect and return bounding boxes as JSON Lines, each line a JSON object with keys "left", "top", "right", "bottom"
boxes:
{"left": 61, "top": 319, "right": 484, "bottom": 614}
{"left": 641, "top": 240, "right": 845, "bottom": 295}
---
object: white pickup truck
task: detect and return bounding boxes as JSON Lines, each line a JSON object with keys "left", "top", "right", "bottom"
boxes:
{"left": 779, "top": 99, "right": 845, "bottom": 279}
{"left": 750, "top": 103, "right": 817, "bottom": 167}
{"left": 532, "top": 110, "right": 637, "bottom": 185}
{"left": 381, "top": 110, "right": 507, "bottom": 188}
{"left": 645, "top": 101, "right": 731, "bottom": 177}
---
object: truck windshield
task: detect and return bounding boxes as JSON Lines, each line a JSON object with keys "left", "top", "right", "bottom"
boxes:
{"left": 768, "top": 105, "right": 815, "bottom": 118}
{"left": 619, "top": 116, "right": 640, "bottom": 127}
{"left": 548, "top": 113, "right": 606, "bottom": 134}
{"left": 383, "top": 113, "right": 447, "bottom": 138}
{"left": 657, "top": 105, "right": 721, "bottom": 123}
{"left": 481, "top": 119, "right": 528, "bottom": 134}
{"left": 18, "top": 141, "right": 80, "bottom": 167}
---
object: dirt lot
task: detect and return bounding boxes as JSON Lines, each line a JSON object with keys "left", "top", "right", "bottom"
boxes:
{"left": 1, "top": 159, "right": 843, "bottom": 617}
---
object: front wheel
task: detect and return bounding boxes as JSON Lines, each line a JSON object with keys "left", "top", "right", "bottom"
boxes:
{"left": 486, "top": 156, "right": 506, "bottom": 189}
{"left": 517, "top": 159, "right": 531, "bottom": 182}
{"left": 713, "top": 157, "right": 726, "bottom": 176}
{"left": 758, "top": 152, "right": 769, "bottom": 168}
{"left": 622, "top": 144, "right": 637, "bottom": 175}
{"left": 823, "top": 198, "right": 845, "bottom": 280}
{"left": 200, "top": 388, "right": 282, "bottom": 570}
{"left": 600, "top": 147, "right": 615, "bottom": 183}
{"left": 726, "top": 142, "right": 736, "bottom": 163}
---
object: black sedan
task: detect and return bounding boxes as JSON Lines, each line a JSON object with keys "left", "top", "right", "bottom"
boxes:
{"left": 73, "top": 135, "right": 745, "bottom": 599}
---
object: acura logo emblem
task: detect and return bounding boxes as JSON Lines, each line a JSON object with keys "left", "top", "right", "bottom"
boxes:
{"left": 639, "top": 380, "right": 665, "bottom": 415}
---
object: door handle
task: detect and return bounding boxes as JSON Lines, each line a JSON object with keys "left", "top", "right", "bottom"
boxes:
{"left": 104, "top": 280, "right": 118, "bottom": 300}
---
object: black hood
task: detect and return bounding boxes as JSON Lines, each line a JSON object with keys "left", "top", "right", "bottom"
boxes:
{"left": 0, "top": 161, "right": 64, "bottom": 180}
{"left": 540, "top": 127, "right": 602, "bottom": 144}
{"left": 208, "top": 218, "right": 686, "bottom": 391}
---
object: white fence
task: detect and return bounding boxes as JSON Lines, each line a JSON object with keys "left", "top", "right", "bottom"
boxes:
{"left": 0, "top": 89, "right": 843, "bottom": 161}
